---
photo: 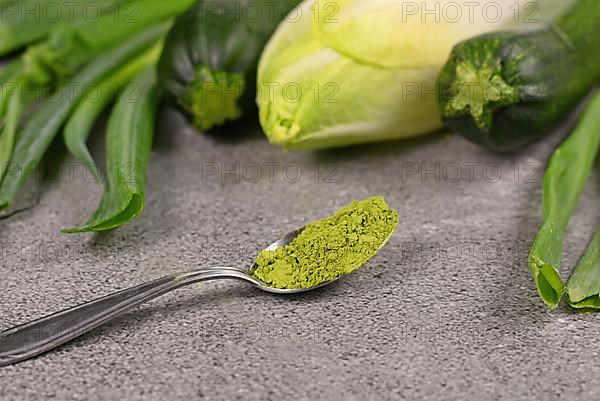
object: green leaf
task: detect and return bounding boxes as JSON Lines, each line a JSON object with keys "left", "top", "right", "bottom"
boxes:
{"left": 63, "top": 67, "right": 161, "bottom": 233}
{"left": 0, "top": 59, "right": 23, "bottom": 141}
{"left": 0, "top": 67, "right": 43, "bottom": 185}
{"left": 63, "top": 41, "right": 163, "bottom": 180}
{"left": 0, "top": 0, "right": 123, "bottom": 56}
{"left": 566, "top": 228, "right": 600, "bottom": 309}
{"left": 0, "top": 87, "right": 25, "bottom": 183}
{"left": 0, "top": 24, "right": 167, "bottom": 211}
{"left": 0, "top": 59, "right": 22, "bottom": 113}
{"left": 528, "top": 91, "right": 600, "bottom": 308}
{"left": 20, "top": 0, "right": 189, "bottom": 85}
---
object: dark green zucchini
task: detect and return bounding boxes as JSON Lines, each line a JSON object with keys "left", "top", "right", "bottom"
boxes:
{"left": 158, "top": 0, "right": 300, "bottom": 131}
{"left": 438, "top": 0, "right": 600, "bottom": 151}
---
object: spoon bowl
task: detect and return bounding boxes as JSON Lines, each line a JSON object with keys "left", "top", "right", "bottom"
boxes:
{"left": 246, "top": 226, "right": 340, "bottom": 294}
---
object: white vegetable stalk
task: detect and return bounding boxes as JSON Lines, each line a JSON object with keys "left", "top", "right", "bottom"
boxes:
{"left": 257, "top": 0, "right": 574, "bottom": 150}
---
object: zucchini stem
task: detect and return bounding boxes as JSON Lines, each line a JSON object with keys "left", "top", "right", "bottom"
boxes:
{"left": 444, "top": 61, "right": 518, "bottom": 130}
{"left": 179, "top": 66, "right": 245, "bottom": 131}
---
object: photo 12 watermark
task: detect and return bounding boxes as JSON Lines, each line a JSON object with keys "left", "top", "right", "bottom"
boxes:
{"left": 398, "top": 1, "right": 542, "bottom": 24}
{"left": 0, "top": 80, "right": 141, "bottom": 105}
{"left": 399, "top": 161, "right": 541, "bottom": 184}
{"left": 0, "top": 1, "right": 140, "bottom": 24}
{"left": 200, "top": 162, "right": 342, "bottom": 184}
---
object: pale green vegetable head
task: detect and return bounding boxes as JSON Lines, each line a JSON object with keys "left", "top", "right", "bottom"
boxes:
{"left": 257, "top": 0, "right": 575, "bottom": 150}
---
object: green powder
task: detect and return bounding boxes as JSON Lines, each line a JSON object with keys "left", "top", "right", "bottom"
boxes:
{"left": 252, "top": 196, "right": 398, "bottom": 289}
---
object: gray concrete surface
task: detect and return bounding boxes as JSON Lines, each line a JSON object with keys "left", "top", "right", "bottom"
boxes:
{"left": 0, "top": 108, "right": 599, "bottom": 401}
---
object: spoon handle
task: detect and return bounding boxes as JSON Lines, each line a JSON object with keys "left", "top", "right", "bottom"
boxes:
{"left": 0, "top": 274, "right": 186, "bottom": 367}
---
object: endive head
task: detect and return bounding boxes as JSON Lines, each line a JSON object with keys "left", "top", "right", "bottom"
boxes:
{"left": 257, "top": 0, "right": 575, "bottom": 150}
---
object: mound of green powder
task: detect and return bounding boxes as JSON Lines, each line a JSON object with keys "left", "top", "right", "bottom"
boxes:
{"left": 252, "top": 196, "right": 398, "bottom": 289}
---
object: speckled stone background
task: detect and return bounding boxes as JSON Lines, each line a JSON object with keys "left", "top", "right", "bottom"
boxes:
{"left": 0, "top": 106, "right": 598, "bottom": 401}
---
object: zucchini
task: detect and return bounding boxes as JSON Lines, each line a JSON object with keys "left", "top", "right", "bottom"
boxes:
{"left": 438, "top": 0, "right": 600, "bottom": 151}
{"left": 157, "top": 0, "right": 301, "bottom": 131}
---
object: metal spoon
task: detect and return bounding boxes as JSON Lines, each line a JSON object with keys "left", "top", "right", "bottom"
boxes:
{"left": 0, "top": 227, "right": 342, "bottom": 368}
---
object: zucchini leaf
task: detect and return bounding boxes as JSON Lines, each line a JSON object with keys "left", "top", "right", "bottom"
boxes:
{"left": 0, "top": 24, "right": 167, "bottom": 210}
{"left": 63, "top": 67, "right": 161, "bottom": 233}
{"left": 529, "top": 91, "right": 600, "bottom": 308}
{"left": 566, "top": 228, "right": 600, "bottom": 309}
